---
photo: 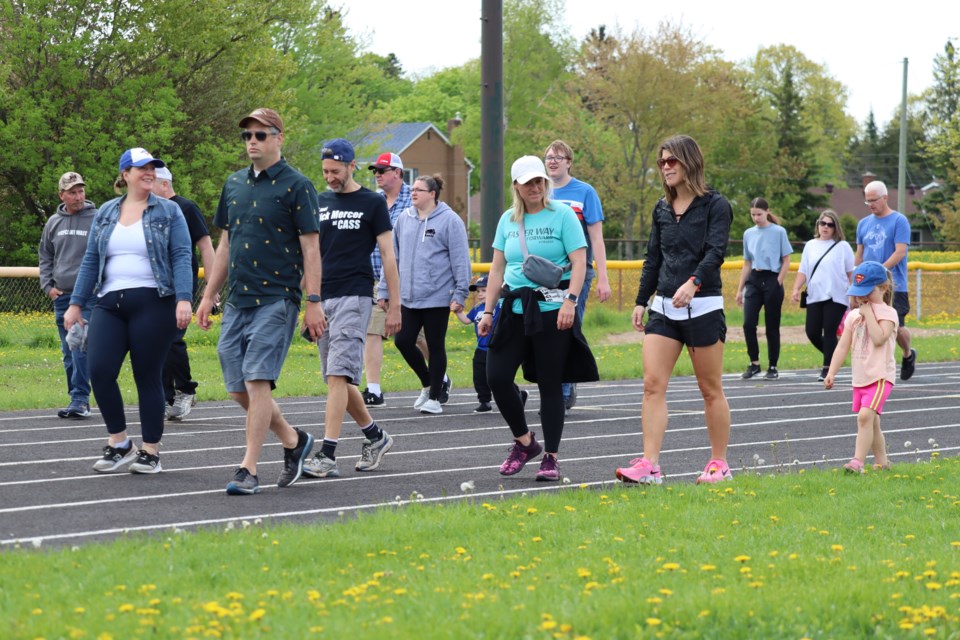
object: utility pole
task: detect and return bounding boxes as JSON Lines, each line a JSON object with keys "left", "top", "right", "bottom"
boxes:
{"left": 898, "top": 57, "right": 908, "bottom": 213}
{"left": 480, "top": 0, "right": 503, "bottom": 262}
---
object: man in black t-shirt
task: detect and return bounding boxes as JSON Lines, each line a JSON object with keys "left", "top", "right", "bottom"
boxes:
{"left": 303, "top": 138, "right": 401, "bottom": 480}
{"left": 155, "top": 167, "right": 215, "bottom": 420}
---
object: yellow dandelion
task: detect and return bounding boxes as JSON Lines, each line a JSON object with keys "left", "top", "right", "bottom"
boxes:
{"left": 701, "top": 564, "right": 717, "bottom": 571}
{"left": 527, "top": 507, "right": 538, "bottom": 515}
{"left": 832, "top": 545, "right": 844, "bottom": 552}
{"left": 118, "top": 604, "right": 134, "bottom": 613}
{"left": 540, "top": 620, "right": 558, "bottom": 631}
{"left": 926, "top": 582, "right": 942, "bottom": 590}
{"left": 532, "top": 537, "right": 543, "bottom": 542}
{"left": 646, "top": 597, "right": 662, "bottom": 604}
{"left": 735, "top": 555, "right": 751, "bottom": 563}
{"left": 455, "top": 547, "right": 467, "bottom": 555}
{"left": 646, "top": 618, "right": 662, "bottom": 626}
{"left": 249, "top": 609, "right": 266, "bottom": 622}
{"left": 662, "top": 562, "right": 680, "bottom": 571}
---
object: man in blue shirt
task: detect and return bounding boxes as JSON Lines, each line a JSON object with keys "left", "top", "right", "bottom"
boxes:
{"left": 544, "top": 140, "right": 610, "bottom": 411}
{"left": 856, "top": 179, "right": 916, "bottom": 380}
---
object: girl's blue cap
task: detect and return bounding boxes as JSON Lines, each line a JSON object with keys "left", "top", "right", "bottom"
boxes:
{"left": 847, "top": 261, "right": 889, "bottom": 296}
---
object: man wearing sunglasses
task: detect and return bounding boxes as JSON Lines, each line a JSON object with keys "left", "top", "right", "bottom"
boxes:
{"left": 855, "top": 180, "right": 916, "bottom": 380}
{"left": 197, "top": 108, "right": 323, "bottom": 496}
{"left": 361, "top": 152, "right": 412, "bottom": 408}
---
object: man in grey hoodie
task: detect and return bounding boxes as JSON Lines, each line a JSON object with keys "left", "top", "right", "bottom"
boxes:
{"left": 39, "top": 172, "right": 98, "bottom": 418}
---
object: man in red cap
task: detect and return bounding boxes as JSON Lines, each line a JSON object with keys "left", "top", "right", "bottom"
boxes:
{"left": 361, "top": 152, "right": 412, "bottom": 407}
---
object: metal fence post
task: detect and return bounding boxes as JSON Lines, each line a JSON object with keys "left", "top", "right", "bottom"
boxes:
{"left": 915, "top": 268, "right": 922, "bottom": 320}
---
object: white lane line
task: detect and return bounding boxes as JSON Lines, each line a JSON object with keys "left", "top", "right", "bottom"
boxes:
{"left": 3, "top": 444, "right": 956, "bottom": 547}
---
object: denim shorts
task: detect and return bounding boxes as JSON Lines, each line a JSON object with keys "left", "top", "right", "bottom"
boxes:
{"left": 217, "top": 299, "right": 298, "bottom": 393}
{"left": 644, "top": 308, "right": 727, "bottom": 348}
{"left": 318, "top": 296, "right": 372, "bottom": 385}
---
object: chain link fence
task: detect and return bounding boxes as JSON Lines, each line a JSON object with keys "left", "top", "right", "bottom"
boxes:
{"left": 3, "top": 263, "right": 959, "bottom": 347}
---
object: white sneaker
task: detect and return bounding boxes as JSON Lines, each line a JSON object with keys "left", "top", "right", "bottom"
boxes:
{"left": 413, "top": 388, "right": 430, "bottom": 410}
{"left": 420, "top": 399, "right": 443, "bottom": 414}
{"left": 168, "top": 391, "right": 195, "bottom": 421}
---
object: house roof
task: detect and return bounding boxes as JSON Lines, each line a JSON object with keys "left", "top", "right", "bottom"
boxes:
{"left": 353, "top": 122, "right": 474, "bottom": 168}
{"left": 811, "top": 185, "right": 927, "bottom": 221}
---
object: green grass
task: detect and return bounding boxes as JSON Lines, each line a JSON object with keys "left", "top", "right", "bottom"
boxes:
{"left": 4, "top": 458, "right": 958, "bottom": 638}
{"left": 1, "top": 308, "right": 958, "bottom": 411}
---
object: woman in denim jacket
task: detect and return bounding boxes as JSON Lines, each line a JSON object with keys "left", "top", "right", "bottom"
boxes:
{"left": 65, "top": 148, "right": 193, "bottom": 475}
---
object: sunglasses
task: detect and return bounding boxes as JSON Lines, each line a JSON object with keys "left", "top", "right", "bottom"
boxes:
{"left": 372, "top": 167, "right": 395, "bottom": 175}
{"left": 818, "top": 220, "right": 836, "bottom": 228}
{"left": 657, "top": 156, "right": 680, "bottom": 169}
{"left": 240, "top": 130, "right": 278, "bottom": 142}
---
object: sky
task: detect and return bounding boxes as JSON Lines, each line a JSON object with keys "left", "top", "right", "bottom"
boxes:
{"left": 341, "top": 0, "right": 959, "bottom": 128}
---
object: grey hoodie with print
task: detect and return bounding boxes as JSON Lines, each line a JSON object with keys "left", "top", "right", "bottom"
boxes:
{"left": 38, "top": 200, "right": 98, "bottom": 295}
{"left": 378, "top": 201, "right": 472, "bottom": 308}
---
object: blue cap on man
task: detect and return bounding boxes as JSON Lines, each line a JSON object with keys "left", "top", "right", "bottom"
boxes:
{"left": 321, "top": 139, "right": 355, "bottom": 162}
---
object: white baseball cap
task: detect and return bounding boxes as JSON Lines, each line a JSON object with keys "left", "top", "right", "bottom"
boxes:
{"left": 511, "top": 155, "right": 549, "bottom": 184}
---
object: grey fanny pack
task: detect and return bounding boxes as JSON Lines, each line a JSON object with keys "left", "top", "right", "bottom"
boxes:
{"left": 517, "top": 216, "right": 570, "bottom": 288}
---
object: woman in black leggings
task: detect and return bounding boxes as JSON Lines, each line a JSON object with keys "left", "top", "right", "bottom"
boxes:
{"left": 477, "top": 156, "right": 598, "bottom": 483}
{"left": 381, "top": 174, "right": 471, "bottom": 415}
{"left": 65, "top": 148, "right": 193, "bottom": 474}
{"left": 791, "top": 209, "right": 854, "bottom": 380}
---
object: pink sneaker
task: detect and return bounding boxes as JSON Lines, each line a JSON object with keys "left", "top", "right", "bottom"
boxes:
{"left": 535, "top": 455, "right": 560, "bottom": 482}
{"left": 615, "top": 458, "right": 662, "bottom": 485}
{"left": 499, "top": 433, "right": 544, "bottom": 476}
{"left": 844, "top": 458, "right": 865, "bottom": 474}
{"left": 695, "top": 458, "right": 733, "bottom": 484}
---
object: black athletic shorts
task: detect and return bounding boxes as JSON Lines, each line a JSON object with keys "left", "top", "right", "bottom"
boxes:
{"left": 892, "top": 291, "right": 909, "bottom": 327}
{"left": 644, "top": 308, "right": 726, "bottom": 348}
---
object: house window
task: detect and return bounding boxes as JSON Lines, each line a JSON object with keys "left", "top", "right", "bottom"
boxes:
{"left": 911, "top": 229, "right": 921, "bottom": 244}
{"left": 403, "top": 168, "right": 418, "bottom": 185}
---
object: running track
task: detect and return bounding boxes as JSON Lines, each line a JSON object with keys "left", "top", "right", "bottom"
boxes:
{"left": 2, "top": 361, "right": 958, "bottom": 548}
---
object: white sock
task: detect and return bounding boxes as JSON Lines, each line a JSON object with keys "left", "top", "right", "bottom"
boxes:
{"left": 115, "top": 438, "right": 131, "bottom": 450}
{"left": 367, "top": 383, "right": 382, "bottom": 395}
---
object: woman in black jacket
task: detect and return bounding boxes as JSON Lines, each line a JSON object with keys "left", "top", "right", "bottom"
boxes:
{"left": 615, "top": 135, "right": 734, "bottom": 486}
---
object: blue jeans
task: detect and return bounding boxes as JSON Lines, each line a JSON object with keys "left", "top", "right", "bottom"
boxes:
{"left": 562, "top": 268, "right": 594, "bottom": 400}
{"left": 53, "top": 294, "right": 92, "bottom": 404}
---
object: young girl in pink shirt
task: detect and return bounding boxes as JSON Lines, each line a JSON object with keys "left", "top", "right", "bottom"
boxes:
{"left": 823, "top": 261, "right": 896, "bottom": 473}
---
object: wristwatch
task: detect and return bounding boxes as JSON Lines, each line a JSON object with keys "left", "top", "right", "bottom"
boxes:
{"left": 689, "top": 276, "right": 702, "bottom": 290}
{"left": 306, "top": 294, "right": 322, "bottom": 303}
{"left": 564, "top": 292, "right": 579, "bottom": 304}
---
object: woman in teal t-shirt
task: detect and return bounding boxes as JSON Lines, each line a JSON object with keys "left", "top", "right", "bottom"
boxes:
{"left": 477, "top": 155, "right": 590, "bottom": 483}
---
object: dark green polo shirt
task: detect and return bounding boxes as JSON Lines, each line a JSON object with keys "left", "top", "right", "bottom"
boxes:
{"left": 214, "top": 158, "right": 320, "bottom": 308}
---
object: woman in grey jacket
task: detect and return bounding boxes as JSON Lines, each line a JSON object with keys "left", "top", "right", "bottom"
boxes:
{"left": 378, "top": 174, "right": 471, "bottom": 414}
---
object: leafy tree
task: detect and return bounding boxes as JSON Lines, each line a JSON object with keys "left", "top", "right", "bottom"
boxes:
{"left": 919, "top": 40, "right": 960, "bottom": 241}
{"left": 0, "top": 0, "right": 314, "bottom": 265}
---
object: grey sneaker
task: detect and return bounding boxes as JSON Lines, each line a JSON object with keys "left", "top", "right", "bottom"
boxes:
{"left": 129, "top": 450, "right": 162, "bottom": 474}
{"left": 413, "top": 388, "right": 430, "bottom": 410}
{"left": 356, "top": 431, "right": 394, "bottom": 472}
{"left": 277, "top": 428, "right": 314, "bottom": 488}
{"left": 764, "top": 367, "right": 779, "bottom": 380}
{"left": 226, "top": 467, "right": 260, "bottom": 495}
{"left": 168, "top": 391, "right": 195, "bottom": 421}
{"left": 92, "top": 443, "right": 137, "bottom": 473}
{"left": 303, "top": 453, "right": 340, "bottom": 478}
{"left": 420, "top": 399, "right": 443, "bottom": 414}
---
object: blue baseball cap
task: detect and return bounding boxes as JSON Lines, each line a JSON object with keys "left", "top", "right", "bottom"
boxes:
{"left": 321, "top": 138, "right": 355, "bottom": 162}
{"left": 119, "top": 148, "right": 165, "bottom": 172}
{"left": 469, "top": 276, "right": 489, "bottom": 291}
{"left": 847, "top": 261, "right": 889, "bottom": 296}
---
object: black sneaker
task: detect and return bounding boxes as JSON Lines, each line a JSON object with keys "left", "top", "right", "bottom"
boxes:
{"left": 439, "top": 376, "right": 452, "bottom": 404}
{"left": 226, "top": 467, "right": 260, "bottom": 495}
{"left": 129, "top": 450, "right": 162, "bottom": 474}
{"left": 474, "top": 402, "right": 492, "bottom": 413}
{"left": 764, "top": 367, "right": 779, "bottom": 380}
{"left": 92, "top": 442, "right": 137, "bottom": 473}
{"left": 362, "top": 388, "right": 385, "bottom": 406}
{"left": 564, "top": 384, "right": 578, "bottom": 411}
{"left": 741, "top": 364, "right": 762, "bottom": 379}
{"left": 58, "top": 400, "right": 91, "bottom": 419}
{"left": 900, "top": 348, "right": 917, "bottom": 381}
{"left": 817, "top": 367, "right": 829, "bottom": 382}
{"left": 277, "top": 428, "right": 314, "bottom": 488}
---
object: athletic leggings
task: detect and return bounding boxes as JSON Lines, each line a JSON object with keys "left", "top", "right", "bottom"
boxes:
{"left": 87, "top": 288, "right": 179, "bottom": 444}
{"left": 804, "top": 299, "right": 848, "bottom": 367}
{"left": 394, "top": 306, "right": 450, "bottom": 400}
{"left": 486, "top": 309, "right": 572, "bottom": 454}
{"left": 743, "top": 270, "right": 784, "bottom": 367}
